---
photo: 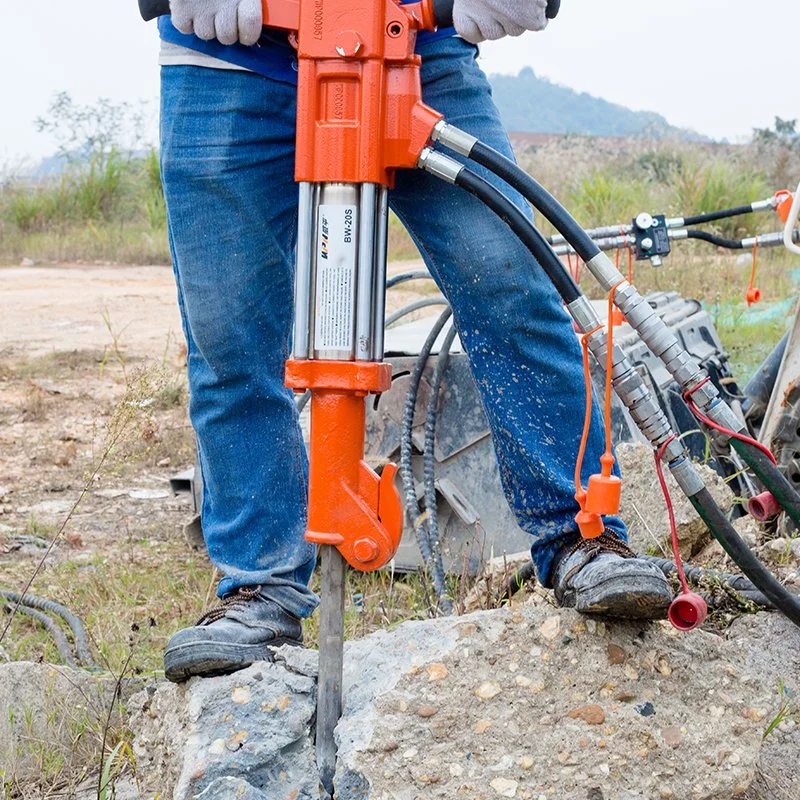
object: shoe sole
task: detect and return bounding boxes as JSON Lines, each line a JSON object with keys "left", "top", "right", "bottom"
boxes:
{"left": 164, "top": 636, "right": 302, "bottom": 683}
{"left": 561, "top": 575, "right": 672, "bottom": 620}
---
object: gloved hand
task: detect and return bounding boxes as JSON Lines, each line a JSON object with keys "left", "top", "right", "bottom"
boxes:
{"left": 453, "top": 0, "right": 548, "bottom": 44}
{"left": 169, "top": 0, "right": 263, "bottom": 46}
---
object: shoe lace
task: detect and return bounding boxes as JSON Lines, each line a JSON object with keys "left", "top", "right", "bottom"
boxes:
{"left": 560, "top": 531, "right": 636, "bottom": 587}
{"left": 567, "top": 530, "right": 636, "bottom": 561}
{"left": 195, "top": 585, "right": 263, "bottom": 626}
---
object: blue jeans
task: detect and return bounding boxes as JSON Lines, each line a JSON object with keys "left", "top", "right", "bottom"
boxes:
{"left": 160, "top": 36, "right": 626, "bottom": 618}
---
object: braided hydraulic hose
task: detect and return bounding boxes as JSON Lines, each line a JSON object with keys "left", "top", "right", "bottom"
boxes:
{"left": 1, "top": 590, "right": 96, "bottom": 668}
{"left": 2, "top": 600, "right": 77, "bottom": 667}
{"left": 400, "top": 307, "right": 453, "bottom": 570}
{"left": 422, "top": 323, "right": 459, "bottom": 614}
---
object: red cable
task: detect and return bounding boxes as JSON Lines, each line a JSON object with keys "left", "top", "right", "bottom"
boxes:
{"left": 566, "top": 252, "right": 580, "bottom": 282}
{"left": 684, "top": 395, "right": 777, "bottom": 464}
{"left": 654, "top": 436, "right": 690, "bottom": 594}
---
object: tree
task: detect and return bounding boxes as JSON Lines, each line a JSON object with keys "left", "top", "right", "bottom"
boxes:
{"left": 753, "top": 116, "right": 799, "bottom": 152}
{"left": 34, "top": 92, "right": 154, "bottom": 166}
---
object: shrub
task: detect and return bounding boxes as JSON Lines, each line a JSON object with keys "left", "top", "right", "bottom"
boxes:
{"left": 566, "top": 168, "right": 652, "bottom": 228}
{"left": 667, "top": 158, "right": 770, "bottom": 238}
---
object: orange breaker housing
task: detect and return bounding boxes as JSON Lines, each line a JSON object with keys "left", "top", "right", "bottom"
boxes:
{"left": 281, "top": 0, "right": 443, "bottom": 571}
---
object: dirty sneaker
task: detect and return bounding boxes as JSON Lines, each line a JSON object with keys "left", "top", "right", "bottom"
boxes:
{"left": 164, "top": 586, "right": 303, "bottom": 682}
{"left": 553, "top": 532, "right": 672, "bottom": 619}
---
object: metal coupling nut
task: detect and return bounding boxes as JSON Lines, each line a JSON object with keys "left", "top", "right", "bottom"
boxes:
{"left": 566, "top": 296, "right": 601, "bottom": 333}
{"left": 586, "top": 252, "right": 624, "bottom": 291}
{"left": 668, "top": 457, "right": 705, "bottom": 497}
{"left": 417, "top": 148, "right": 463, "bottom": 184}
{"left": 706, "top": 400, "right": 744, "bottom": 433}
{"left": 430, "top": 121, "right": 478, "bottom": 156}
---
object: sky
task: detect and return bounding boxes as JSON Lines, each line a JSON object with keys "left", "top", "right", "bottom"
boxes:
{"left": 1, "top": 0, "right": 798, "bottom": 165}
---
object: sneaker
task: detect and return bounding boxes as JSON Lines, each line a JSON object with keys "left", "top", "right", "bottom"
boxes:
{"left": 553, "top": 532, "right": 672, "bottom": 619}
{"left": 164, "top": 586, "right": 303, "bottom": 682}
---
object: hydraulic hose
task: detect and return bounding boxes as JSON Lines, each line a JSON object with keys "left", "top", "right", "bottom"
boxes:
{"left": 419, "top": 144, "right": 800, "bottom": 631}
{"left": 2, "top": 601, "right": 77, "bottom": 667}
{"left": 400, "top": 307, "right": 453, "bottom": 572}
{"left": 731, "top": 438, "right": 800, "bottom": 529}
{"left": 386, "top": 270, "right": 433, "bottom": 289}
{"left": 437, "top": 132, "right": 800, "bottom": 516}
{"left": 682, "top": 204, "right": 759, "bottom": 227}
{"left": 428, "top": 126, "right": 742, "bottom": 414}
{"left": 0, "top": 590, "right": 96, "bottom": 669}
{"left": 421, "top": 151, "right": 681, "bottom": 452}
{"left": 464, "top": 140, "right": 602, "bottom": 264}
{"left": 449, "top": 168, "right": 582, "bottom": 303}
{"left": 689, "top": 487, "right": 800, "bottom": 627}
{"left": 685, "top": 229, "right": 744, "bottom": 249}
{"left": 385, "top": 297, "right": 448, "bottom": 328}
{"left": 422, "top": 323, "right": 459, "bottom": 614}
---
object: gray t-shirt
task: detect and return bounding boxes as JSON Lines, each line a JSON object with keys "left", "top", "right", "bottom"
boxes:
{"left": 159, "top": 39, "right": 250, "bottom": 71}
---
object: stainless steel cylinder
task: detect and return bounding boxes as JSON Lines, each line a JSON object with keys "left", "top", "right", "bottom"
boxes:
{"left": 312, "top": 183, "right": 360, "bottom": 361}
{"left": 293, "top": 182, "right": 315, "bottom": 360}
{"left": 372, "top": 186, "right": 390, "bottom": 360}
{"left": 293, "top": 181, "right": 391, "bottom": 365}
{"left": 355, "top": 183, "right": 378, "bottom": 361}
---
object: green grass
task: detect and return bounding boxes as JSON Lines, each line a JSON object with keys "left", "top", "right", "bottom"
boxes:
{"left": 1, "top": 547, "right": 443, "bottom": 679}
{"left": 714, "top": 314, "right": 789, "bottom": 385}
{"left": 0, "top": 542, "right": 214, "bottom": 674}
{"left": 763, "top": 678, "right": 798, "bottom": 739}
{"left": 566, "top": 167, "right": 652, "bottom": 230}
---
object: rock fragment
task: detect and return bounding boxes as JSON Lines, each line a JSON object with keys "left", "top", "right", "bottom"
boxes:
{"left": 568, "top": 704, "right": 606, "bottom": 725}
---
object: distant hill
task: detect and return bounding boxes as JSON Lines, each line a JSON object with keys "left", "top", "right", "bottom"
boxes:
{"left": 488, "top": 67, "right": 704, "bottom": 140}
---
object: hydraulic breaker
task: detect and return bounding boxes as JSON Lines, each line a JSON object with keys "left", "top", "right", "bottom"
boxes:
{"left": 140, "top": 1, "right": 447, "bottom": 792}
{"left": 280, "top": 2, "right": 445, "bottom": 793}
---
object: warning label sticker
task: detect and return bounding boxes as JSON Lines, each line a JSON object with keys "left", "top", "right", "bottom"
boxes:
{"left": 314, "top": 204, "right": 357, "bottom": 352}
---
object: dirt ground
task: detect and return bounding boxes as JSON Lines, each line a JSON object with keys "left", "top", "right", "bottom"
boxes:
{"left": 1, "top": 264, "right": 184, "bottom": 361}
{"left": 0, "top": 263, "right": 197, "bottom": 547}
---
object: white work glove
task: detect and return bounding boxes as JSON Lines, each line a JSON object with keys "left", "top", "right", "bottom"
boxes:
{"left": 453, "top": 0, "right": 548, "bottom": 44}
{"left": 170, "top": 0, "right": 263, "bottom": 46}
